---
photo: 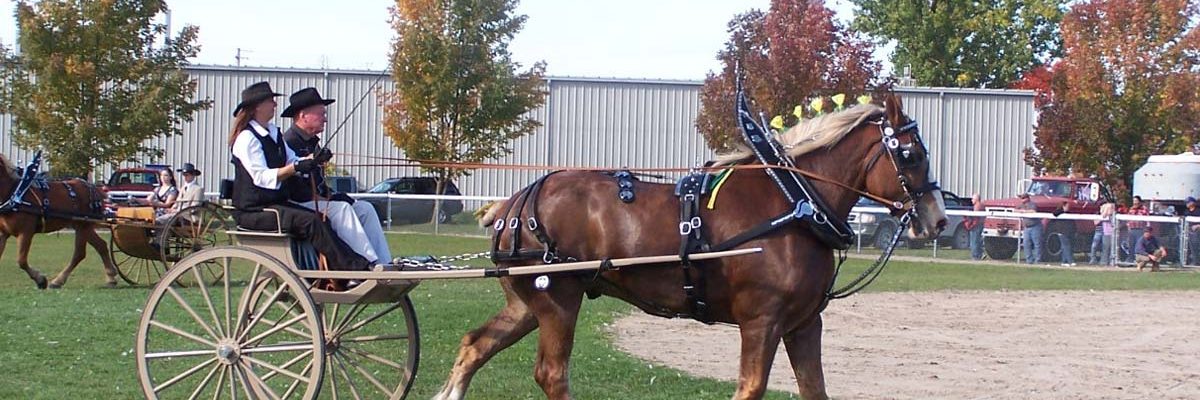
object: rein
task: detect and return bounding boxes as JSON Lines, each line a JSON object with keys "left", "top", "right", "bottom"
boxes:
{"left": 337, "top": 154, "right": 911, "bottom": 214}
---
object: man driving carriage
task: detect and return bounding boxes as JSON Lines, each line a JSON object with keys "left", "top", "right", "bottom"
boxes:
{"left": 281, "top": 87, "right": 393, "bottom": 265}
{"left": 227, "top": 81, "right": 385, "bottom": 271}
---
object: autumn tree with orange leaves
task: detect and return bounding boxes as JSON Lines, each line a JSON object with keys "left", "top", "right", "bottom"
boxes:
{"left": 384, "top": 0, "right": 546, "bottom": 199}
{"left": 1024, "top": 0, "right": 1200, "bottom": 199}
{"left": 696, "top": 0, "right": 882, "bottom": 152}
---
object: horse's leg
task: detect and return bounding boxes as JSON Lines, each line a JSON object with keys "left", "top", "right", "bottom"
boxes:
{"left": 782, "top": 317, "right": 829, "bottom": 400}
{"left": 48, "top": 227, "right": 90, "bottom": 288}
{"left": 527, "top": 277, "right": 586, "bottom": 400}
{"left": 0, "top": 232, "right": 7, "bottom": 262}
{"left": 15, "top": 232, "right": 47, "bottom": 289}
{"left": 434, "top": 278, "right": 539, "bottom": 400}
{"left": 81, "top": 225, "right": 118, "bottom": 287}
{"left": 732, "top": 319, "right": 785, "bottom": 400}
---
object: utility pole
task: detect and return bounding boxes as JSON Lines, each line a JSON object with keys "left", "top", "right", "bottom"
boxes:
{"left": 236, "top": 48, "right": 251, "bottom": 66}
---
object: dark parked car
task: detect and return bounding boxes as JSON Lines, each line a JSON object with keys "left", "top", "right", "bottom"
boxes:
{"left": 848, "top": 190, "right": 973, "bottom": 249}
{"left": 361, "top": 177, "right": 464, "bottom": 224}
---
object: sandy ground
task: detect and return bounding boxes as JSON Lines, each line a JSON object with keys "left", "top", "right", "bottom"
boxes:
{"left": 611, "top": 290, "right": 1200, "bottom": 399}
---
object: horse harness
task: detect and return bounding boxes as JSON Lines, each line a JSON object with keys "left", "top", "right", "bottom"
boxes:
{"left": 487, "top": 90, "right": 938, "bottom": 324}
{"left": 0, "top": 151, "right": 105, "bottom": 231}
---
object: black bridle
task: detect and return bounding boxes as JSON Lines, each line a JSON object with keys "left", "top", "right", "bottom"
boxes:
{"left": 864, "top": 117, "right": 940, "bottom": 216}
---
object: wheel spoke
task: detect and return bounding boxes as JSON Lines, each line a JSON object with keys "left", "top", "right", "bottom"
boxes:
{"left": 245, "top": 314, "right": 307, "bottom": 347}
{"left": 145, "top": 349, "right": 215, "bottom": 359}
{"left": 166, "top": 286, "right": 221, "bottom": 341}
{"left": 259, "top": 349, "right": 314, "bottom": 382}
{"left": 331, "top": 302, "right": 368, "bottom": 337}
{"left": 238, "top": 359, "right": 282, "bottom": 400}
{"left": 281, "top": 359, "right": 313, "bottom": 400}
{"left": 192, "top": 266, "right": 226, "bottom": 338}
{"left": 240, "top": 343, "right": 313, "bottom": 355}
{"left": 150, "top": 320, "right": 217, "bottom": 348}
{"left": 339, "top": 333, "right": 409, "bottom": 344}
{"left": 243, "top": 354, "right": 310, "bottom": 384}
{"left": 339, "top": 350, "right": 395, "bottom": 397}
{"left": 337, "top": 302, "right": 404, "bottom": 337}
{"left": 232, "top": 363, "right": 257, "bottom": 399}
{"left": 224, "top": 257, "right": 233, "bottom": 338}
{"left": 343, "top": 345, "right": 407, "bottom": 371}
{"left": 332, "top": 352, "right": 366, "bottom": 400}
{"left": 211, "top": 365, "right": 227, "bottom": 400}
{"left": 154, "top": 357, "right": 219, "bottom": 394}
{"left": 230, "top": 264, "right": 266, "bottom": 338}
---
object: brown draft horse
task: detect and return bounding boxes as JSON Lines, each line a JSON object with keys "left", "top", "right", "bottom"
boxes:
{"left": 435, "top": 95, "right": 947, "bottom": 400}
{"left": 0, "top": 154, "right": 118, "bottom": 289}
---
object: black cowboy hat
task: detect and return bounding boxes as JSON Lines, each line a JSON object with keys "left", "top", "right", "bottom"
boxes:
{"left": 281, "top": 87, "right": 336, "bottom": 118}
{"left": 176, "top": 162, "right": 202, "bottom": 176}
{"left": 233, "top": 81, "right": 283, "bottom": 117}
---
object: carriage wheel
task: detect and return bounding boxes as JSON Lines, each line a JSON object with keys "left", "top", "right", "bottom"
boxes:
{"left": 319, "top": 296, "right": 420, "bottom": 400}
{"left": 159, "top": 204, "right": 233, "bottom": 286}
{"left": 112, "top": 232, "right": 169, "bottom": 286}
{"left": 136, "top": 246, "right": 326, "bottom": 399}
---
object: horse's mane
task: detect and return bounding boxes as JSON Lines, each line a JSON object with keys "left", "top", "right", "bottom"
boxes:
{"left": 0, "top": 154, "right": 15, "bottom": 179}
{"left": 713, "top": 103, "right": 884, "bottom": 166}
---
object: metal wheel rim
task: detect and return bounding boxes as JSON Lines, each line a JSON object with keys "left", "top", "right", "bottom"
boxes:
{"left": 136, "top": 246, "right": 326, "bottom": 399}
{"left": 319, "top": 296, "right": 420, "bottom": 400}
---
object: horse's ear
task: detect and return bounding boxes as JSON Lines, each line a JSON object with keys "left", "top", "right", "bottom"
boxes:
{"left": 883, "top": 93, "right": 904, "bottom": 127}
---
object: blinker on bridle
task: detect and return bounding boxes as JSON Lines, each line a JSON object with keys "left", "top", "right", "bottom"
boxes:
{"left": 865, "top": 117, "right": 939, "bottom": 217}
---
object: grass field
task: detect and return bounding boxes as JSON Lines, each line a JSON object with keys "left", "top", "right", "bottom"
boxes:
{"left": 0, "top": 232, "right": 1197, "bottom": 399}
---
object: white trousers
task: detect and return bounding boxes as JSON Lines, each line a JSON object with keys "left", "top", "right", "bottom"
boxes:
{"left": 295, "top": 200, "right": 391, "bottom": 263}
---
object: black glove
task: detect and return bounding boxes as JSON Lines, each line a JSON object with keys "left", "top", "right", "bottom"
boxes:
{"left": 295, "top": 158, "right": 319, "bottom": 174}
{"left": 314, "top": 148, "right": 333, "bottom": 164}
{"left": 330, "top": 192, "right": 355, "bottom": 204}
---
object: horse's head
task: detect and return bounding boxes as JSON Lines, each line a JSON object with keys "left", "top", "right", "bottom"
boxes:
{"left": 861, "top": 94, "right": 947, "bottom": 240}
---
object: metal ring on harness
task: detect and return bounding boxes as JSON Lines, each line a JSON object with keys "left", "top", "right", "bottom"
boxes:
{"left": 886, "top": 137, "right": 900, "bottom": 149}
{"left": 508, "top": 218, "right": 520, "bottom": 230}
{"left": 494, "top": 219, "right": 505, "bottom": 231}
{"left": 690, "top": 216, "right": 702, "bottom": 229}
{"left": 679, "top": 221, "right": 693, "bottom": 235}
{"left": 813, "top": 211, "right": 828, "bottom": 225}
{"left": 542, "top": 251, "right": 555, "bottom": 264}
{"left": 527, "top": 217, "right": 539, "bottom": 230}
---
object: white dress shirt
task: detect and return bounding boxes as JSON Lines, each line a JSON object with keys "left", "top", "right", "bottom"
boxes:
{"left": 231, "top": 120, "right": 298, "bottom": 190}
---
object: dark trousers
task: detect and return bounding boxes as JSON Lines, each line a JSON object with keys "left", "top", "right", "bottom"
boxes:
{"left": 235, "top": 203, "right": 372, "bottom": 271}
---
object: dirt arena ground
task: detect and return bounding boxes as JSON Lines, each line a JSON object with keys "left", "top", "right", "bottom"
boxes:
{"left": 612, "top": 290, "right": 1200, "bottom": 399}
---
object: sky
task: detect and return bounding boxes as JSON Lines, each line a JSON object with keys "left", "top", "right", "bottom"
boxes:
{"left": 0, "top": 0, "right": 870, "bottom": 81}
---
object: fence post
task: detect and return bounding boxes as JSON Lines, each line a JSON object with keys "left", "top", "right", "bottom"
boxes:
{"left": 386, "top": 196, "right": 393, "bottom": 230}
{"left": 1182, "top": 217, "right": 1190, "bottom": 267}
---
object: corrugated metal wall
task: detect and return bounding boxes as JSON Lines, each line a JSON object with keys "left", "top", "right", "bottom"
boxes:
{"left": 0, "top": 65, "right": 1035, "bottom": 199}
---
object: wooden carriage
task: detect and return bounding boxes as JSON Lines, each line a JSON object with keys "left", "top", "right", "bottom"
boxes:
{"left": 108, "top": 203, "right": 233, "bottom": 286}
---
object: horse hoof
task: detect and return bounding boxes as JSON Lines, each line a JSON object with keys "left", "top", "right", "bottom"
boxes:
{"left": 34, "top": 276, "right": 47, "bottom": 290}
{"left": 47, "top": 282, "right": 62, "bottom": 289}
{"left": 104, "top": 282, "right": 118, "bottom": 289}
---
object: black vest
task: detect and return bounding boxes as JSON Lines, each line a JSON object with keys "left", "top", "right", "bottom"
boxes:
{"left": 282, "top": 125, "right": 328, "bottom": 203}
{"left": 232, "top": 127, "right": 289, "bottom": 211}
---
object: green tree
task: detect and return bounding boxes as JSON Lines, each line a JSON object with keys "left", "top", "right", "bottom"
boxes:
{"left": 384, "top": 0, "right": 546, "bottom": 202}
{"left": 851, "top": 0, "right": 1064, "bottom": 88}
{"left": 0, "top": 0, "right": 210, "bottom": 179}
{"left": 697, "top": 0, "right": 882, "bottom": 152}
{"left": 1024, "top": 0, "right": 1200, "bottom": 199}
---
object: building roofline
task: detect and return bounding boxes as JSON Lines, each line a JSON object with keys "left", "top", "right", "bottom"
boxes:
{"left": 184, "top": 64, "right": 1035, "bottom": 96}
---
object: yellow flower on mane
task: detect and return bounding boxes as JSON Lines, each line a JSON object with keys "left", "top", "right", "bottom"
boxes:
{"left": 769, "top": 115, "right": 785, "bottom": 130}
{"left": 831, "top": 93, "right": 846, "bottom": 111}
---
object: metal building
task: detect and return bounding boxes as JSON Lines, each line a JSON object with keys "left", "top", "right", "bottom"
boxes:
{"left": 0, "top": 65, "right": 1035, "bottom": 199}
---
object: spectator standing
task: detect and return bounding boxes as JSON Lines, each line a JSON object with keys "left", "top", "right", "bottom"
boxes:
{"left": 1124, "top": 196, "right": 1150, "bottom": 262}
{"left": 1183, "top": 197, "right": 1200, "bottom": 265}
{"left": 1017, "top": 193, "right": 1043, "bottom": 264}
{"left": 1054, "top": 201, "right": 1076, "bottom": 266}
{"left": 1089, "top": 202, "right": 1115, "bottom": 265}
{"left": 964, "top": 193, "right": 986, "bottom": 260}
